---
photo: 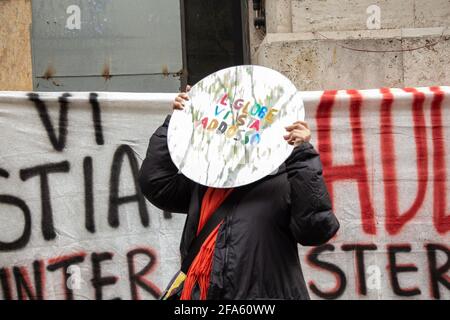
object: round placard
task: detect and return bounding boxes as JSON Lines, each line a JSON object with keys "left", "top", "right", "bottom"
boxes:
{"left": 167, "top": 65, "right": 305, "bottom": 188}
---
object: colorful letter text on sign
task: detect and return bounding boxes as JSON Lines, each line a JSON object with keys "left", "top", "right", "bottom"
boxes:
{"left": 167, "top": 65, "right": 305, "bottom": 188}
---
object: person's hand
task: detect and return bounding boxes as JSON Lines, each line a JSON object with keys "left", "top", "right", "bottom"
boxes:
{"left": 172, "top": 85, "right": 191, "bottom": 110}
{"left": 284, "top": 120, "right": 311, "bottom": 146}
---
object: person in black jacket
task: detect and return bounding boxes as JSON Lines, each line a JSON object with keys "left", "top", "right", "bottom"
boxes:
{"left": 138, "top": 87, "right": 340, "bottom": 300}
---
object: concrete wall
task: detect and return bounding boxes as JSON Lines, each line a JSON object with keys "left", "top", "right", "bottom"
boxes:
{"left": 256, "top": 28, "right": 450, "bottom": 90}
{"left": 0, "top": 0, "right": 33, "bottom": 91}
{"left": 252, "top": 0, "right": 450, "bottom": 90}
{"left": 291, "top": 0, "right": 450, "bottom": 32}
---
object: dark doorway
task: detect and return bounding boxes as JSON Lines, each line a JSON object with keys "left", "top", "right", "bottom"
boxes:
{"left": 181, "top": 0, "right": 250, "bottom": 88}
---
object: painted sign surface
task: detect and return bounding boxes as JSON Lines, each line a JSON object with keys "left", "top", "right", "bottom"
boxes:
{"left": 167, "top": 65, "right": 305, "bottom": 188}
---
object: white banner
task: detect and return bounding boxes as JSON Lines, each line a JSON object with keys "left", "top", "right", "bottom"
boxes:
{"left": 0, "top": 87, "right": 448, "bottom": 300}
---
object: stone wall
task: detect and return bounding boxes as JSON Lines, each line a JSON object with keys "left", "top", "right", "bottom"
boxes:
{"left": 252, "top": 0, "right": 450, "bottom": 90}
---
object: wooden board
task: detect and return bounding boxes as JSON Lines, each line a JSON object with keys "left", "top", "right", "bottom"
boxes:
{"left": 168, "top": 65, "right": 305, "bottom": 188}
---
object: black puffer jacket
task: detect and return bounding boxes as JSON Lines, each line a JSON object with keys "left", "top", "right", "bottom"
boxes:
{"left": 138, "top": 114, "right": 339, "bottom": 300}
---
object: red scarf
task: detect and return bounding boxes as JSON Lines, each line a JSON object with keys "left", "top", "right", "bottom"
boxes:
{"left": 180, "top": 187, "right": 234, "bottom": 300}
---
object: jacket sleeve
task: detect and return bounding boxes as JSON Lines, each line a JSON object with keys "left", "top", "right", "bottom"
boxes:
{"left": 138, "top": 114, "right": 194, "bottom": 214}
{"left": 284, "top": 141, "right": 340, "bottom": 246}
